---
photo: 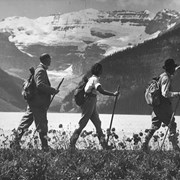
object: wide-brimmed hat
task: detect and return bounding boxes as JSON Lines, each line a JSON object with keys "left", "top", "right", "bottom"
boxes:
{"left": 163, "top": 58, "right": 178, "bottom": 69}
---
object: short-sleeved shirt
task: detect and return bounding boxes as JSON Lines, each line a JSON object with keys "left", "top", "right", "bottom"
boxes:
{"left": 160, "top": 72, "right": 175, "bottom": 98}
{"left": 85, "top": 75, "right": 101, "bottom": 95}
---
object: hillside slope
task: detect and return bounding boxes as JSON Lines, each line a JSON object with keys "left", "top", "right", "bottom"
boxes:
{"left": 0, "top": 68, "right": 26, "bottom": 111}
{"left": 61, "top": 24, "right": 180, "bottom": 115}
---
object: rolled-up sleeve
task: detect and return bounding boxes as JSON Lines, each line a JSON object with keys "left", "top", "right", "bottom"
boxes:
{"left": 161, "top": 76, "right": 178, "bottom": 98}
{"left": 94, "top": 77, "right": 101, "bottom": 89}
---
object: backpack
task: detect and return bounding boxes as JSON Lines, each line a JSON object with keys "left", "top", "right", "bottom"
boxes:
{"left": 145, "top": 76, "right": 161, "bottom": 107}
{"left": 22, "top": 67, "right": 36, "bottom": 101}
{"left": 74, "top": 76, "right": 88, "bottom": 106}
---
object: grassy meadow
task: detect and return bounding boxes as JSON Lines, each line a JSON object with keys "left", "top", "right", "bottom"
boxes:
{"left": 0, "top": 124, "right": 180, "bottom": 180}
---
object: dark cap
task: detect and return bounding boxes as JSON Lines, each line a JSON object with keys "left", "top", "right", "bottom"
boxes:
{"left": 163, "top": 58, "right": 178, "bottom": 70}
{"left": 39, "top": 53, "right": 51, "bottom": 64}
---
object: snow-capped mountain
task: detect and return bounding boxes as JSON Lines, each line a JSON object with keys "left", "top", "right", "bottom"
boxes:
{"left": 145, "top": 9, "right": 180, "bottom": 34}
{"left": 0, "top": 9, "right": 179, "bottom": 62}
{"left": 0, "top": 9, "right": 154, "bottom": 55}
{"left": 0, "top": 8, "right": 180, "bottom": 107}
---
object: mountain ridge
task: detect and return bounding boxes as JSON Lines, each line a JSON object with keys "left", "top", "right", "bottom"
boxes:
{"left": 0, "top": 8, "right": 180, "bottom": 112}
{"left": 60, "top": 23, "right": 180, "bottom": 114}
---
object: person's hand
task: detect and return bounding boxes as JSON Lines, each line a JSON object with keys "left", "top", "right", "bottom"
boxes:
{"left": 113, "top": 91, "right": 120, "bottom": 96}
{"left": 175, "top": 65, "right": 180, "bottom": 71}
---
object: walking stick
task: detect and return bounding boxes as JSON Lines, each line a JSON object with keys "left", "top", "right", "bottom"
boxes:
{"left": 106, "top": 85, "right": 120, "bottom": 145}
{"left": 49, "top": 78, "right": 64, "bottom": 107}
{"left": 160, "top": 95, "right": 180, "bottom": 150}
{"left": 32, "top": 78, "right": 64, "bottom": 136}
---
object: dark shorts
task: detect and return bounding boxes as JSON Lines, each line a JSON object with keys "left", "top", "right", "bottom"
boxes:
{"left": 151, "top": 100, "right": 173, "bottom": 130}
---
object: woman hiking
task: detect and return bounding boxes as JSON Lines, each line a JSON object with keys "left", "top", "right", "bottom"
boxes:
{"left": 69, "top": 63, "right": 119, "bottom": 150}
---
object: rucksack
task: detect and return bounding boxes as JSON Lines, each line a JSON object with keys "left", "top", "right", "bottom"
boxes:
{"left": 22, "top": 67, "right": 36, "bottom": 101}
{"left": 74, "top": 76, "right": 88, "bottom": 106}
{"left": 145, "top": 76, "right": 161, "bottom": 106}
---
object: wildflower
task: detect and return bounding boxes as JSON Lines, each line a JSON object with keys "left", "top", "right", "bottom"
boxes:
{"left": 126, "top": 137, "right": 132, "bottom": 142}
{"left": 139, "top": 132, "right": 143, "bottom": 136}
{"left": 145, "top": 129, "right": 149, "bottom": 133}
{"left": 53, "top": 130, "right": 56, "bottom": 134}
{"left": 112, "top": 128, "right": 115, "bottom": 132}
{"left": 133, "top": 134, "right": 141, "bottom": 145}
{"left": 86, "top": 131, "right": 93, "bottom": 135}
{"left": 81, "top": 130, "right": 87, "bottom": 137}
{"left": 153, "top": 135, "right": 159, "bottom": 142}
{"left": 114, "top": 134, "right": 119, "bottom": 139}
{"left": 62, "top": 131, "right": 66, "bottom": 135}
{"left": 48, "top": 129, "right": 53, "bottom": 133}
{"left": 118, "top": 142, "right": 126, "bottom": 149}
{"left": 59, "top": 124, "right": 63, "bottom": 128}
{"left": 11, "top": 128, "right": 16, "bottom": 133}
{"left": 133, "top": 134, "right": 139, "bottom": 139}
{"left": 27, "top": 142, "right": 33, "bottom": 149}
{"left": 34, "top": 139, "right": 38, "bottom": 145}
{"left": 160, "top": 132, "right": 164, "bottom": 137}
{"left": 44, "top": 135, "right": 51, "bottom": 141}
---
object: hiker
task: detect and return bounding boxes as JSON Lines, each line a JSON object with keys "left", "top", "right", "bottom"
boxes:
{"left": 69, "top": 63, "right": 119, "bottom": 150}
{"left": 11, "top": 53, "right": 59, "bottom": 151}
{"left": 142, "top": 58, "right": 180, "bottom": 151}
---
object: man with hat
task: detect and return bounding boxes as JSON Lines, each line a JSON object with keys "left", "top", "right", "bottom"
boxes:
{"left": 11, "top": 53, "right": 59, "bottom": 151}
{"left": 142, "top": 58, "right": 180, "bottom": 151}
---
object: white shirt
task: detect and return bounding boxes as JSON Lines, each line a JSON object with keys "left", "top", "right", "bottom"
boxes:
{"left": 85, "top": 75, "right": 101, "bottom": 95}
{"left": 160, "top": 72, "right": 178, "bottom": 98}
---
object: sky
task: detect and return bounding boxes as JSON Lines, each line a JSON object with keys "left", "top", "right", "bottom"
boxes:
{"left": 0, "top": 0, "right": 180, "bottom": 20}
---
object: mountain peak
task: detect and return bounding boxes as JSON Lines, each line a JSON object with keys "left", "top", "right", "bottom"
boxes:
{"left": 79, "top": 8, "right": 99, "bottom": 14}
{"left": 155, "top": 9, "right": 180, "bottom": 19}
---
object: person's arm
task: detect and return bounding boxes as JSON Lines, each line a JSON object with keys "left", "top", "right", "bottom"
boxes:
{"left": 35, "top": 69, "right": 58, "bottom": 95}
{"left": 161, "top": 76, "right": 180, "bottom": 98}
{"left": 97, "top": 85, "right": 118, "bottom": 96}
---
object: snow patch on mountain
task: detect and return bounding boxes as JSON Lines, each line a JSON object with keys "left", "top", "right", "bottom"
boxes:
{"left": 0, "top": 9, "right": 155, "bottom": 54}
{"left": 48, "top": 65, "right": 73, "bottom": 80}
{"left": 167, "top": 22, "right": 177, "bottom": 30}
{"left": 0, "top": 8, "right": 179, "bottom": 63}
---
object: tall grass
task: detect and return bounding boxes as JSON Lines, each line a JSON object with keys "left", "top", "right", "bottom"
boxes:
{"left": 0, "top": 124, "right": 180, "bottom": 180}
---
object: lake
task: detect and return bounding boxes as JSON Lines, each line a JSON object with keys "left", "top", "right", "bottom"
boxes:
{"left": 1, "top": 112, "right": 180, "bottom": 139}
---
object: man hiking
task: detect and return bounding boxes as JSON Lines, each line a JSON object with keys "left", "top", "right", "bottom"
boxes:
{"left": 142, "top": 58, "right": 180, "bottom": 151}
{"left": 11, "top": 53, "right": 59, "bottom": 151}
{"left": 69, "top": 63, "right": 119, "bottom": 150}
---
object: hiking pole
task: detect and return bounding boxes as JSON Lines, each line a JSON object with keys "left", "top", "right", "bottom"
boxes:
{"left": 32, "top": 78, "right": 64, "bottom": 137}
{"left": 106, "top": 85, "right": 120, "bottom": 145}
{"left": 160, "top": 95, "right": 180, "bottom": 151}
{"left": 49, "top": 77, "right": 64, "bottom": 107}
